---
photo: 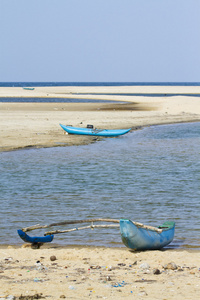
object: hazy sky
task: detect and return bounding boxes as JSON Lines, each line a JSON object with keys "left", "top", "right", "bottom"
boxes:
{"left": 1, "top": 0, "right": 200, "bottom": 82}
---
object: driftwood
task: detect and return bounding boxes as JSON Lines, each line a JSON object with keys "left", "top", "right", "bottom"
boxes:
{"left": 22, "top": 218, "right": 162, "bottom": 234}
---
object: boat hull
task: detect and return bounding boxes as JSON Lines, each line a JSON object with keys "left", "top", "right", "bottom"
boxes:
{"left": 120, "top": 220, "right": 175, "bottom": 251}
{"left": 60, "top": 124, "right": 131, "bottom": 137}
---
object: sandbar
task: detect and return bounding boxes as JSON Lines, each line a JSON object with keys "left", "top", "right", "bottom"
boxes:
{"left": 0, "top": 86, "right": 200, "bottom": 152}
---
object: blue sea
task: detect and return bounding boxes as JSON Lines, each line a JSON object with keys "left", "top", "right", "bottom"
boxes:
{"left": 1, "top": 82, "right": 200, "bottom": 87}
{"left": 0, "top": 82, "right": 199, "bottom": 250}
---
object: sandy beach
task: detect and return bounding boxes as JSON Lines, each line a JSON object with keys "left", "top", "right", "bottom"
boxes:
{"left": 0, "top": 86, "right": 200, "bottom": 152}
{"left": 0, "top": 86, "right": 200, "bottom": 299}
{"left": 0, "top": 246, "right": 199, "bottom": 300}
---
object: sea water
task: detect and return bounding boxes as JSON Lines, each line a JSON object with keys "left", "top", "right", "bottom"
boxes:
{"left": 0, "top": 122, "right": 199, "bottom": 249}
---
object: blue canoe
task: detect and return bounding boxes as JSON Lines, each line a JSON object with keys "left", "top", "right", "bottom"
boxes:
{"left": 17, "top": 229, "right": 54, "bottom": 244}
{"left": 23, "top": 87, "right": 35, "bottom": 90}
{"left": 120, "top": 220, "right": 175, "bottom": 251}
{"left": 60, "top": 124, "right": 131, "bottom": 137}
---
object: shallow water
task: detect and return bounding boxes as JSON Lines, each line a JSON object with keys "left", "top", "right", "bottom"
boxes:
{"left": 0, "top": 122, "right": 199, "bottom": 249}
{"left": 0, "top": 97, "right": 118, "bottom": 103}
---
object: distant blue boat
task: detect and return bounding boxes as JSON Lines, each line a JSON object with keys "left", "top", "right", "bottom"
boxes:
{"left": 23, "top": 87, "right": 35, "bottom": 90}
{"left": 60, "top": 124, "right": 131, "bottom": 137}
{"left": 120, "top": 220, "right": 175, "bottom": 251}
{"left": 17, "top": 229, "right": 54, "bottom": 244}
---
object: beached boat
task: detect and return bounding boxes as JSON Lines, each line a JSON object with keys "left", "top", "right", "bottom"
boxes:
{"left": 17, "top": 219, "right": 175, "bottom": 251}
{"left": 23, "top": 87, "right": 35, "bottom": 90}
{"left": 120, "top": 219, "right": 175, "bottom": 251}
{"left": 60, "top": 124, "right": 131, "bottom": 137}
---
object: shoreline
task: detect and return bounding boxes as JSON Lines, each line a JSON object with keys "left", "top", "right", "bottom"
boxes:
{"left": 1, "top": 242, "right": 199, "bottom": 251}
{"left": 1, "top": 242, "right": 200, "bottom": 252}
{"left": 2, "top": 119, "right": 200, "bottom": 153}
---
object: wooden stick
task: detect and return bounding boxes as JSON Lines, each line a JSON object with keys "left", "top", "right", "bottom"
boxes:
{"left": 45, "top": 224, "right": 120, "bottom": 235}
{"left": 133, "top": 221, "right": 162, "bottom": 233}
{"left": 22, "top": 218, "right": 120, "bottom": 232}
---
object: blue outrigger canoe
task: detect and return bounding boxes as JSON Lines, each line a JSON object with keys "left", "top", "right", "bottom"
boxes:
{"left": 120, "top": 220, "right": 175, "bottom": 251}
{"left": 60, "top": 124, "right": 131, "bottom": 137}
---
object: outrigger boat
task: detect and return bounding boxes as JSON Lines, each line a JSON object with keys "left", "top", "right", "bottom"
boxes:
{"left": 17, "top": 219, "right": 175, "bottom": 251}
{"left": 60, "top": 124, "right": 131, "bottom": 137}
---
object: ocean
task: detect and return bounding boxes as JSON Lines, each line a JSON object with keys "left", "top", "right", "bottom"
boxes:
{"left": 1, "top": 82, "right": 200, "bottom": 87}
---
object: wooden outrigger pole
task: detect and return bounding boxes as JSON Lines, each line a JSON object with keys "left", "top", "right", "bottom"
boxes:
{"left": 21, "top": 218, "right": 162, "bottom": 235}
{"left": 45, "top": 224, "right": 120, "bottom": 235}
{"left": 22, "top": 218, "right": 120, "bottom": 233}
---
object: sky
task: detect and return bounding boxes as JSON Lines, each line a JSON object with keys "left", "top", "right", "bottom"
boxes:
{"left": 0, "top": 0, "right": 200, "bottom": 82}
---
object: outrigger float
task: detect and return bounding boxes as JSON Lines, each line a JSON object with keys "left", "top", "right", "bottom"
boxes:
{"left": 17, "top": 219, "right": 175, "bottom": 251}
